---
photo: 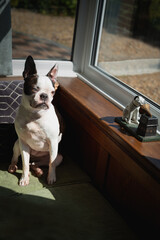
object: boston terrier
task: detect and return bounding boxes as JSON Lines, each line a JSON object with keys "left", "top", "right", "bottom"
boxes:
{"left": 8, "top": 56, "right": 62, "bottom": 186}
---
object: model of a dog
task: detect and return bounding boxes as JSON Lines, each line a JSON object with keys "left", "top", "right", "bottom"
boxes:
{"left": 122, "top": 96, "right": 145, "bottom": 124}
{"left": 8, "top": 56, "right": 62, "bottom": 186}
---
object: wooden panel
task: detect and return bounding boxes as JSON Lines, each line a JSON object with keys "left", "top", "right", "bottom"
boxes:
{"left": 94, "top": 148, "right": 109, "bottom": 190}
{"left": 61, "top": 110, "right": 100, "bottom": 179}
{"left": 106, "top": 155, "right": 160, "bottom": 229}
{"left": 80, "top": 130, "right": 99, "bottom": 179}
{"left": 56, "top": 89, "right": 111, "bottom": 181}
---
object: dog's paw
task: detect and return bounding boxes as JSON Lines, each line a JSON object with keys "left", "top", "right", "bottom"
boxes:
{"left": 47, "top": 172, "right": 56, "bottom": 185}
{"left": 8, "top": 164, "right": 18, "bottom": 173}
{"left": 31, "top": 165, "right": 43, "bottom": 177}
{"left": 19, "top": 176, "right": 30, "bottom": 186}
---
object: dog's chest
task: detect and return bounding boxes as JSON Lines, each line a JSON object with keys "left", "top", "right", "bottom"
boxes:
{"left": 19, "top": 121, "right": 49, "bottom": 151}
{"left": 26, "top": 122, "right": 46, "bottom": 140}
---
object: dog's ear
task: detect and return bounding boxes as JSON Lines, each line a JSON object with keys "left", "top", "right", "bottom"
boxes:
{"left": 23, "top": 56, "right": 37, "bottom": 79}
{"left": 47, "top": 64, "right": 59, "bottom": 90}
{"left": 47, "top": 64, "right": 58, "bottom": 83}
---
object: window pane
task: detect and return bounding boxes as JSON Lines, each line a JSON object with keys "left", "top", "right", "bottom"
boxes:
{"left": 11, "top": 1, "right": 77, "bottom": 60}
{"left": 96, "top": 0, "right": 160, "bottom": 105}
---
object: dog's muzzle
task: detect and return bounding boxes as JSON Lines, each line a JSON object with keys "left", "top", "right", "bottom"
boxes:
{"left": 40, "top": 93, "right": 48, "bottom": 101}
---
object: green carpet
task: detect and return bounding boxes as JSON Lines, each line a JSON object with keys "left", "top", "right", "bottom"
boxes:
{"left": 0, "top": 156, "right": 139, "bottom": 240}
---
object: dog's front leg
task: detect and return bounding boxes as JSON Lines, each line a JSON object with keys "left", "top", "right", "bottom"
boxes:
{"left": 48, "top": 139, "right": 59, "bottom": 185}
{"left": 19, "top": 140, "right": 30, "bottom": 186}
{"left": 8, "top": 139, "right": 20, "bottom": 173}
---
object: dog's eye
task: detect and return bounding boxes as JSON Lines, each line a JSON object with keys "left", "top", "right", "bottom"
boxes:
{"left": 32, "top": 87, "right": 39, "bottom": 93}
{"left": 51, "top": 91, "right": 55, "bottom": 95}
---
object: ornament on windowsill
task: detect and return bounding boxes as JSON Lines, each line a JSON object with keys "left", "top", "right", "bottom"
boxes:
{"left": 115, "top": 96, "right": 160, "bottom": 142}
{"left": 122, "top": 95, "right": 145, "bottom": 124}
{"left": 137, "top": 104, "right": 158, "bottom": 137}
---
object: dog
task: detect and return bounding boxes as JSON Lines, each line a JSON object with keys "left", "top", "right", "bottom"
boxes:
{"left": 122, "top": 96, "right": 145, "bottom": 124}
{"left": 8, "top": 56, "right": 62, "bottom": 186}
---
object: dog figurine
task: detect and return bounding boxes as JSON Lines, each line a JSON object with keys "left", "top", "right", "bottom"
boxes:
{"left": 8, "top": 56, "right": 62, "bottom": 186}
{"left": 122, "top": 96, "right": 145, "bottom": 124}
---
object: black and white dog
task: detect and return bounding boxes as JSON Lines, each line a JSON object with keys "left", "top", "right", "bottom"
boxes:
{"left": 8, "top": 56, "right": 62, "bottom": 186}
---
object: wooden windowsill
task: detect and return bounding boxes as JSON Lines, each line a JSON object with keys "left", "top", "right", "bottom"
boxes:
{"left": 58, "top": 76, "right": 160, "bottom": 182}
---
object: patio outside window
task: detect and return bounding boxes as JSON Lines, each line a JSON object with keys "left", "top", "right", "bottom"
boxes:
{"left": 94, "top": 0, "right": 160, "bottom": 106}
{"left": 11, "top": 0, "right": 77, "bottom": 60}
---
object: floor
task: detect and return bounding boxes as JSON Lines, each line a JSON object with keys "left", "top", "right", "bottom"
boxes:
{"left": 0, "top": 156, "right": 139, "bottom": 240}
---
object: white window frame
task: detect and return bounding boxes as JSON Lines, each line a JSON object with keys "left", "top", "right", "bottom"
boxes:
{"left": 12, "top": 59, "right": 76, "bottom": 78}
{"left": 72, "top": 0, "right": 160, "bottom": 129}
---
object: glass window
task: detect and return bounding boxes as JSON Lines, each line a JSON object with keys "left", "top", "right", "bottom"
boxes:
{"left": 11, "top": 0, "right": 77, "bottom": 60}
{"left": 94, "top": 0, "right": 160, "bottom": 106}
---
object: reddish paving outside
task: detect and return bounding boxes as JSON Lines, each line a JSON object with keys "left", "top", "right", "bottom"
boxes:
{"left": 12, "top": 31, "right": 71, "bottom": 60}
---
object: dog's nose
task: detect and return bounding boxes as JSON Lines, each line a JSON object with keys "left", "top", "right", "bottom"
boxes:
{"left": 40, "top": 93, "right": 48, "bottom": 101}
